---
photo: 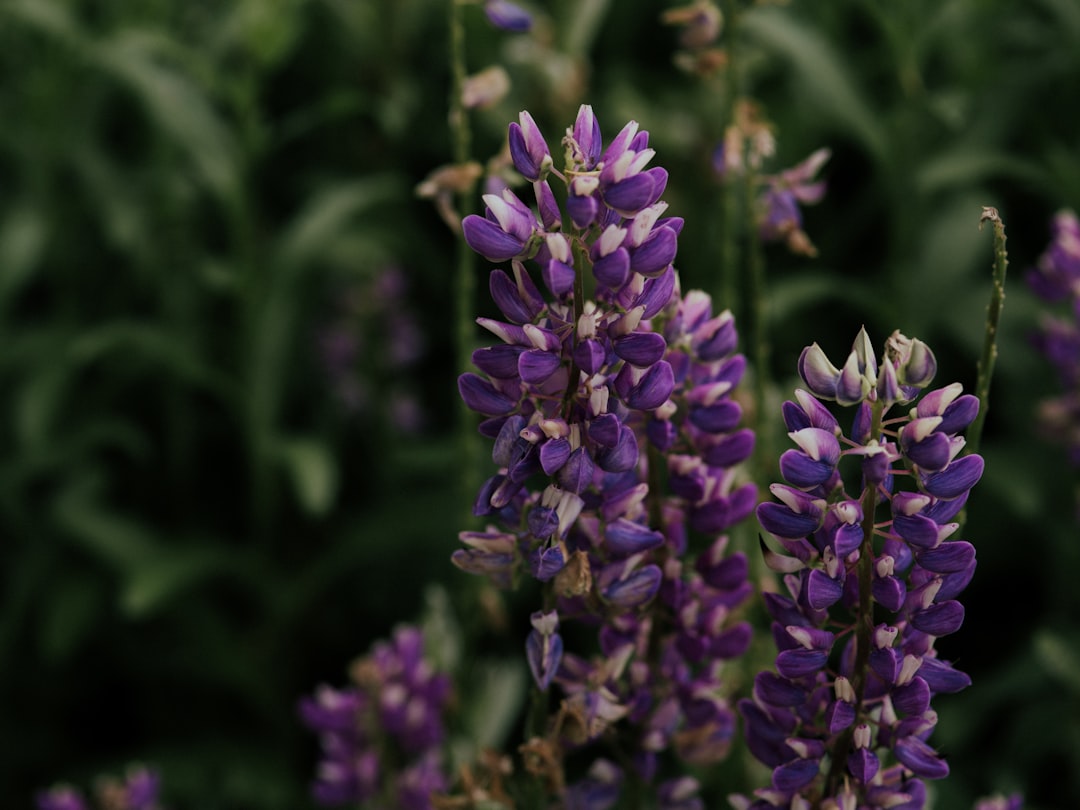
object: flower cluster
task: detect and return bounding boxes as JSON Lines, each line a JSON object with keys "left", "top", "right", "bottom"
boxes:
{"left": 36, "top": 765, "right": 162, "bottom": 810}
{"left": 712, "top": 100, "right": 830, "bottom": 257}
{"left": 739, "top": 328, "right": 983, "bottom": 809}
{"left": 298, "top": 625, "right": 451, "bottom": 808}
{"left": 316, "top": 265, "right": 426, "bottom": 432}
{"left": 456, "top": 106, "right": 757, "bottom": 804}
{"left": 1026, "top": 209, "right": 1080, "bottom": 467}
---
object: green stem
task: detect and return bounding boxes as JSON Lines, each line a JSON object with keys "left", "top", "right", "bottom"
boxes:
{"left": 449, "top": 0, "right": 481, "bottom": 518}
{"left": 967, "top": 206, "right": 1009, "bottom": 458}
{"left": 717, "top": 0, "right": 742, "bottom": 314}
{"left": 745, "top": 164, "right": 771, "bottom": 483}
{"left": 826, "top": 399, "right": 884, "bottom": 797}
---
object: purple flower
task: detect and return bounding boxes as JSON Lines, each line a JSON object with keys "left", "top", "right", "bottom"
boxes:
{"left": 483, "top": 0, "right": 533, "bottom": 32}
{"left": 35, "top": 787, "right": 88, "bottom": 810}
{"left": 299, "top": 626, "right": 450, "bottom": 807}
{"left": 748, "top": 328, "right": 983, "bottom": 806}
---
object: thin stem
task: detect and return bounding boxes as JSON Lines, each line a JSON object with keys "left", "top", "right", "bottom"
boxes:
{"left": 826, "top": 399, "right": 884, "bottom": 797}
{"left": 716, "top": 0, "right": 742, "bottom": 314}
{"left": 449, "top": 0, "right": 481, "bottom": 517}
{"left": 967, "top": 206, "right": 1009, "bottom": 457}
{"left": 745, "top": 163, "right": 771, "bottom": 483}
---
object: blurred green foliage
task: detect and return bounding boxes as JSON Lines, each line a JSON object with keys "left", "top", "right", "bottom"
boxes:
{"left": 1, "top": 0, "right": 1078, "bottom": 807}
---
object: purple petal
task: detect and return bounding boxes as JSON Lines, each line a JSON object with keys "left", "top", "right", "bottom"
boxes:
{"left": 574, "top": 338, "right": 608, "bottom": 376}
{"left": 620, "top": 360, "right": 675, "bottom": 411}
{"left": 558, "top": 447, "right": 596, "bottom": 494}
{"left": 894, "top": 736, "right": 949, "bottom": 780}
{"left": 634, "top": 267, "right": 677, "bottom": 318}
{"left": 462, "top": 214, "right": 524, "bottom": 261}
{"left": 518, "top": 349, "right": 562, "bottom": 385}
{"left": 701, "top": 428, "right": 755, "bottom": 467}
{"left": 689, "top": 400, "right": 743, "bottom": 433}
{"left": 593, "top": 246, "right": 631, "bottom": 290}
{"left": 754, "top": 671, "right": 807, "bottom": 708}
{"left": 472, "top": 344, "right": 526, "bottom": 379}
{"left": 805, "top": 569, "right": 843, "bottom": 609}
{"left": 483, "top": 0, "right": 533, "bottom": 32}
{"left": 915, "top": 541, "right": 975, "bottom": 574}
{"left": 847, "top": 747, "right": 879, "bottom": 784}
{"left": 614, "top": 331, "right": 667, "bottom": 367}
{"left": 773, "top": 758, "right": 820, "bottom": 792}
{"left": 920, "top": 454, "right": 984, "bottom": 499}
{"left": 603, "top": 172, "right": 658, "bottom": 216}
{"left": 776, "top": 648, "right": 828, "bottom": 679}
{"left": 629, "top": 226, "right": 678, "bottom": 277}
{"left": 757, "top": 502, "right": 821, "bottom": 539}
{"left": 910, "top": 599, "right": 965, "bottom": 636}
{"left": 596, "top": 423, "right": 639, "bottom": 472}
{"left": 458, "top": 372, "right": 517, "bottom": 414}
{"left": 490, "top": 268, "right": 541, "bottom": 324}
{"left": 917, "top": 657, "right": 971, "bottom": 694}
{"left": 604, "top": 518, "right": 664, "bottom": 556}
{"left": 540, "top": 437, "right": 572, "bottom": 475}
{"left": 892, "top": 676, "right": 931, "bottom": 716}
{"left": 602, "top": 564, "right": 662, "bottom": 608}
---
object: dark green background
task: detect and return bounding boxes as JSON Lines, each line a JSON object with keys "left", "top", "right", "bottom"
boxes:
{"left": 1, "top": 0, "right": 1077, "bottom": 806}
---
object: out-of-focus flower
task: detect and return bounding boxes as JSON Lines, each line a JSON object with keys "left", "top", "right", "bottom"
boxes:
{"left": 483, "top": 0, "right": 533, "bottom": 32}
{"left": 299, "top": 626, "right": 451, "bottom": 808}
{"left": 1027, "top": 209, "right": 1080, "bottom": 472}
{"left": 462, "top": 65, "right": 512, "bottom": 109}
{"left": 37, "top": 766, "right": 163, "bottom": 810}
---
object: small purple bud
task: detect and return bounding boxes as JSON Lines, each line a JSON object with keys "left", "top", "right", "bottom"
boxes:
{"left": 572, "top": 104, "right": 603, "bottom": 170}
{"left": 508, "top": 112, "right": 551, "bottom": 181}
{"left": 870, "top": 646, "right": 901, "bottom": 683}
{"left": 902, "top": 427, "right": 953, "bottom": 471}
{"left": 872, "top": 575, "right": 906, "bottom": 612}
{"left": 483, "top": 0, "right": 533, "bottom": 32}
{"left": 692, "top": 310, "right": 738, "bottom": 360}
{"left": 529, "top": 505, "right": 559, "bottom": 538}
{"left": 892, "top": 513, "right": 940, "bottom": 548}
{"left": 534, "top": 180, "right": 561, "bottom": 230}
{"left": 459, "top": 372, "right": 517, "bottom": 415}
{"left": 894, "top": 736, "right": 950, "bottom": 780}
{"left": 492, "top": 413, "right": 527, "bottom": 466}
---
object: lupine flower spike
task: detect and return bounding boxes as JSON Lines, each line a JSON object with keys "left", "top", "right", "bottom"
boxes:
{"left": 456, "top": 106, "right": 757, "bottom": 805}
{"left": 738, "top": 327, "right": 984, "bottom": 810}
{"left": 299, "top": 626, "right": 451, "bottom": 808}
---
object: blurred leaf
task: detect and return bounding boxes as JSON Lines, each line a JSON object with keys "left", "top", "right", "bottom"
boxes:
{"left": 741, "top": 7, "right": 888, "bottom": 161}
{"left": 278, "top": 436, "right": 338, "bottom": 517}
{"left": 52, "top": 477, "right": 232, "bottom": 618}
{"left": 92, "top": 30, "right": 241, "bottom": 202}
{"left": 39, "top": 573, "right": 105, "bottom": 662}
{"left": 0, "top": 206, "right": 48, "bottom": 310}
{"left": 1034, "top": 630, "right": 1080, "bottom": 694}
{"left": 457, "top": 659, "right": 528, "bottom": 754}
{"left": 916, "top": 148, "right": 1047, "bottom": 196}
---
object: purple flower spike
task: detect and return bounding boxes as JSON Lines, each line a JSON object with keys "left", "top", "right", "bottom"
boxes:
{"left": 571, "top": 104, "right": 603, "bottom": 170}
{"left": 35, "top": 787, "right": 88, "bottom": 810}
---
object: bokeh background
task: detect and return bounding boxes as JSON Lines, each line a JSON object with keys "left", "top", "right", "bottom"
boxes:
{"left": 2, "top": 0, "right": 1079, "bottom": 806}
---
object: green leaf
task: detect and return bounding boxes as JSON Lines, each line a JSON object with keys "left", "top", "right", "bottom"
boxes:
{"left": 741, "top": 7, "right": 888, "bottom": 161}
{"left": 277, "top": 437, "right": 338, "bottom": 517}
